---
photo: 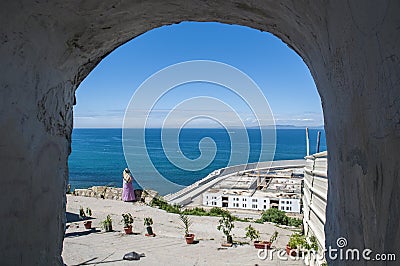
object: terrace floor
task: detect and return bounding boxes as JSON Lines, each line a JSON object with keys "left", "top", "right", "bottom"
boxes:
{"left": 63, "top": 195, "right": 303, "bottom": 265}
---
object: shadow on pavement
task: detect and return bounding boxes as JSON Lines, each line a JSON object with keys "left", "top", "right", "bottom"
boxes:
{"left": 65, "top": 229, "right": 101, "bottom": 238}
{"left": 73, "top": 258, "right": 125, "bottom": 265}
{"left": 66, "top": 212, "right": 81, "bottom": 223}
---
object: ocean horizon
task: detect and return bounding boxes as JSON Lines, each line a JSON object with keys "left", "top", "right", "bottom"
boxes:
{"left": 68, "top": 128, "right": 326, "bottom": 191}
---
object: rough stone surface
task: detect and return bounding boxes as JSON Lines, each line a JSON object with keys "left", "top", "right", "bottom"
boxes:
{"left": 72, "top": 186, "right": 151, "bottom": 202}
{"left": 73, "top": 186, "right": 123, "bottom": 200}
{"left": 0, "top": 1, "right": 399, "bottom": 265}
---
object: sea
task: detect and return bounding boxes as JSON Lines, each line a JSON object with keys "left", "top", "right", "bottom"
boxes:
{"left": 68, "top": 128, "right": 326, "bottom": 191}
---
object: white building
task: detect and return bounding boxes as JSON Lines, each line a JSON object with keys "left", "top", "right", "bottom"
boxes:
{"left": 278, "top": 198, "right": 301, "bottom": 213}
{"left": 202, "top": 189, "right": 301, "bottom": 213}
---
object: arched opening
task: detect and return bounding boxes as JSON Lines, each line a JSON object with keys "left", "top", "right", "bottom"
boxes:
{"left": 1, "top": 1, "right": 399, "bottom": 265}
{"left": 70, "top": 21, "right": 325, "bottom": 192}
{"left": 64, "top": 22, "right": 326, "bottom": 264}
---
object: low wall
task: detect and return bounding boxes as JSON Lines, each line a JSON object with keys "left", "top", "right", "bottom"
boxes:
{"left": 73, "top": 186, "right": 123, "bottom": 200}
{"left": 72, "top": 186, "right": 146, "bottom": 202}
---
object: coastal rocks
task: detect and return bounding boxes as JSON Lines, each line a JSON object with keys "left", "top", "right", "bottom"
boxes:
{"left": 142, "top": 190, "right": 159, "bottom": 205}
{"left": 72, "top": 186, "right": 122, "bottom": 201}
{"left": 71, "top": 186, "right": 158, "bottom": 203}
{"left": 73, "top": 186, "right": 122, "bottom": 200}
{"left": 1, "top": 1, "right": 400, "bottom": 265}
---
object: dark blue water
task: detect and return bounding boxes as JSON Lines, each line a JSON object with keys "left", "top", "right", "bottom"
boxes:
{"left": 68, "top": 128, "right": 326, "bottom": 190}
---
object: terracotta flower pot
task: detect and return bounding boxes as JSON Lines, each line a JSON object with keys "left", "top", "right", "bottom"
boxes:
{"left": 124, "top": 226, "right": 132, "bottom": 234}
{"left": 254, "top": 241, "right": 272, "bottom": 249}
{"left": 185, "top": 234, "right": 195, "bottom": 244}
{"left": 286, "top": 245, "right": 297, "bottom": 256}
{"left": 83, "top": 220, "right": 92, "bottom": 229}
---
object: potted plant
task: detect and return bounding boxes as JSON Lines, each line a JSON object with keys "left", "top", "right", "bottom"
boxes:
{"left": 101, "top": 214, "right": 113, "bottom": 232}
{"left": 253, "top": 230, "right": 278, "bottom": 249}
{"left": 144, "top": 217, "right": 154, "bottom": 236}
{"left": 217, "top": 212, "right": 234, "bottom": 245}
{"left": 83, "top": 207, "right": 92, "bottom": 229}
{"left": 179, "top": 213, "right": 194, "bottom": 244}
{"left": 121, "top": 213, "right": 133, "bottom": 234}
{"left": 79, "top": 206, "right": 86, "bottom": 219}
{"left": 286, "top": 233, "right": 306, "bottom": 256}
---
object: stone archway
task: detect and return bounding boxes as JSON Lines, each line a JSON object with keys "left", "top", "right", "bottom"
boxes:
{"left": 0, "top": 1, "right": 399, "bottom": 265}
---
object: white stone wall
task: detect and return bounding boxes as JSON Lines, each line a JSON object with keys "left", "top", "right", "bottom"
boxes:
{"left": 303, "top": 152, "right": 328, "bottom": 265}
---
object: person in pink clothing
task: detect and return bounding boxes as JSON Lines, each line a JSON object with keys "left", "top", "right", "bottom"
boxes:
{"left": 122, "top": 168, "right": 136, "bottom": 202}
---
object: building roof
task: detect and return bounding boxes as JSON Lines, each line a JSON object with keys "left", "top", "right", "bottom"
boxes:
{"left": 204, "top": 167, "right": 303, "bottom": 200}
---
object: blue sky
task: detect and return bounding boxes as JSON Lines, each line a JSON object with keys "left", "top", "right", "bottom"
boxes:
{"left": 74, "top": 22, "right": 323, "bottom": 128}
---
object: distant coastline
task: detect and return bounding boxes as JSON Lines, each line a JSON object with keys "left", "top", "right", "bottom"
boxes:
{"left": 73, "top": 125, "right": 325, "bottom": 130}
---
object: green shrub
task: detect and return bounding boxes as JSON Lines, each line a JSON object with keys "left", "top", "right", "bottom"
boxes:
{"left": 254, "top": 218, "right": 264, "bottom": 224}
{"left": 150, "top": 197, "right": 181, "bottom": 213}
{"left": 235, "top": 217, "right": 250, "bottom": 222}
{"left": 258, "top": 208, "right": 303, "bottom": 227}
{"left": 182, "top": 207, "right": 208, "bottom": 216}
{"left": 308, "top": 235, "right": 319, "bottom": 251}
{"left": 288, "top": 217, "right": 303, "bottom": 227}
{"left": 288, "top": 233, "right": 307, "bottom": 249}
{"left": 150, "top": 199, "right": 240, "bottom": 219}
{"left": 260, "top": 208, "right": 288, "bottom": 224}
{"left": 150, "top": 198, "right": 253, "bottom": 223}
{"left": 208, "top": 207, "right": 230, "bottom": 217}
